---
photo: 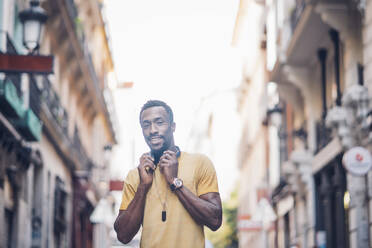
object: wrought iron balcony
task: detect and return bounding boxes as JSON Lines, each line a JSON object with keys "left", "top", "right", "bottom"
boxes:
{"left": 42, "top": 76, "right": 69, "bottom": 136}
{"left": 290, "top": 0, "right": 306, "bottom": 33}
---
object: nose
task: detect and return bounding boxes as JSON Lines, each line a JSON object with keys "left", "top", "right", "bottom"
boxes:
{"left": 149, "top": 122, "right": 159, "bottom": 134}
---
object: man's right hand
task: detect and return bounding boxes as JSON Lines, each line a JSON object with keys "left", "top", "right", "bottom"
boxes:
{"left": 138, "top": 153, "right": 156, "bottom": 190}
{"left": 115, "top": 153, "right": 155, "bottom": 244}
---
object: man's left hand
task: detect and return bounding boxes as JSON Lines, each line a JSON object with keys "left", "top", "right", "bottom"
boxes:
{"left": 159, "top": 150, "right": 178, "bottom": 185}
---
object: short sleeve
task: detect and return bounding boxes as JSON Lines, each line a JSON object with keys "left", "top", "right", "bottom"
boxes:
{"left": 119, "top": 169, "right": 139, "bottom": 210}
{"left": 196, "top": 155, "right": 219, "bottom": 196}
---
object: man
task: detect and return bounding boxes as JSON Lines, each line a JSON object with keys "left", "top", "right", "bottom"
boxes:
{"left": 114, "top": 100, "right": 222, "bottom": 247}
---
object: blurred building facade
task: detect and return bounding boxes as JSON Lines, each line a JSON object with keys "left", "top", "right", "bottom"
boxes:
{"left": 232, "top": 0, "right": 276, "bottom": 247}
{"left": 0, "top": 0, "right": 118, "bottom": 247}
{"left": 234, "top": 0, "right": 372, "bottom": 247}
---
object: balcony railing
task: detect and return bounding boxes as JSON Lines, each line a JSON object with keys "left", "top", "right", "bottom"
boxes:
{"left": 41, "top": 77, "right": 91, "bottom": 169}
{"left": 290, "top": 0, "right": 306, "bottom": 33}
{"left": 42, "top": 77, "right": 69, "bottom": 136}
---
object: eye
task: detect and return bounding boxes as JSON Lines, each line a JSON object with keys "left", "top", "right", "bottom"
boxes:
{"left": 142, "top": 123, "right": 150, "bottom": 129}
{"left": 156, "top": 120, "right": 164, "bottom": 125}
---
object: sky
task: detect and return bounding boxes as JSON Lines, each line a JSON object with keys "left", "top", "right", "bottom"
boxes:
{"left": 104, "top": 0, "right": 242, "bottom": 200}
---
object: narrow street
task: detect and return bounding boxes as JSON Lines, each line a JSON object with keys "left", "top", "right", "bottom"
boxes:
{"left": 0, "top": 0, "right": 371, "bottom": 247}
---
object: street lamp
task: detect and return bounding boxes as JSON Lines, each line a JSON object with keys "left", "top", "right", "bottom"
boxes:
{"left": 267, "top": 104, "right": 283, "bottom": 128}
{"left": 18, "top": 0, "right": 48, "bottom": 54}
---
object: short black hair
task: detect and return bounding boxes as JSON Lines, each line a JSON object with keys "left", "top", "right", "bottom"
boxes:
{"left": 139, "top": 100, "right": 174, "bottom": 124}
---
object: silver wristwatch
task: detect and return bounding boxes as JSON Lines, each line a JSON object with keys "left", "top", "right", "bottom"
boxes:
{"left": 170, "top": 178, "right": 183, "bottom": 191}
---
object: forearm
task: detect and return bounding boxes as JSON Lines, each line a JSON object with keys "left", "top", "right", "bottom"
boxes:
{"left": 114, "top": 185, "right": 148, "bottom": 244}
{"left": 174, "top": 187, "right": 222, "bottom": 231}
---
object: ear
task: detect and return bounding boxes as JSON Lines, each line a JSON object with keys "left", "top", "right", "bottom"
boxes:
{"left": 171, "top": 122, "right": 176, "bottom": 132}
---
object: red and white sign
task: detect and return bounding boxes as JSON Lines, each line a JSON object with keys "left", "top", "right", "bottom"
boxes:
{"left": 343, "top": 147, "right": 372, "bottom": 176}
{"left": 238, "top": 214, "right": 275, "bottom": 232}
{"left": 238, "top": 218, "right": 262, "bottom": 232}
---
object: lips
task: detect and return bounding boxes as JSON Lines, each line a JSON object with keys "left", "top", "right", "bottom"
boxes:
{"left": 149, "top": 136, "right": 163, "bottom": 144}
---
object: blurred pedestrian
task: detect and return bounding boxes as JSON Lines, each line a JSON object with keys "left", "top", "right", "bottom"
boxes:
{"left": 114, "top": 99, "right": 222, "bottom": 247}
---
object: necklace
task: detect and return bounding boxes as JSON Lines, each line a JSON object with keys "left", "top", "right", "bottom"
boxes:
{"left": 153, "top": 172, "right": 168, "bottom": 222}
{"left": 151, "top": 146, "right": 181, "bottom": 222}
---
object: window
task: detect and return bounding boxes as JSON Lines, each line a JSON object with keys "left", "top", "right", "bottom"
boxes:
{"left": 54, "top": 176, "right": 67, "bottom": 237}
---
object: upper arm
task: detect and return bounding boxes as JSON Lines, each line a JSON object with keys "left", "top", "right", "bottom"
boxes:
{"left": 196, "top": 155, "right": 219, "bottom": 196}
{"left": 120, "top": 170, "right": 139, "bottom": 210}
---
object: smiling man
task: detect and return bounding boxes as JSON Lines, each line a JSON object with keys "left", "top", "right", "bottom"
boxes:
{"left": 114, "top": 100, "right": 222, "bottom": 248}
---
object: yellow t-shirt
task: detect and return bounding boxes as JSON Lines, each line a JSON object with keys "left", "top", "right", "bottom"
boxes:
{"left": 119, "top": 152, "right": 219, "bottom": 248}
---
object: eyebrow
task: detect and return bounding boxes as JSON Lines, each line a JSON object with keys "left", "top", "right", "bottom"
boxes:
{"left": 141, "top": 117, "right": 166, "bottom": 124}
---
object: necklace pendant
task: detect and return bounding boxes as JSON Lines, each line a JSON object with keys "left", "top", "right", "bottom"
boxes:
{"left": 162, "top": 210, "right": 166, "bottom": 222}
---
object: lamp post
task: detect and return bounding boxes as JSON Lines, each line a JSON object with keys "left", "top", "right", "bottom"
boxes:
{"left": 0, "top": 0, "right": 52, "bottom": 143}
{"left": 18, "top": 0, "right": 48, "bottom": 54}
{"left": 267, "top": 104, "right": 283, "bottom": 128}
{"left": 0, "top": 0, "right": 52, "bottom": 75}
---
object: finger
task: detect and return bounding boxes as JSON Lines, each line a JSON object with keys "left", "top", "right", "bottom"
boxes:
{"left": 159, "top": 153, "right": 168, "bottom": 161}
{"left": 139, "top": 159, "right": 156, "bottom": 172}
{"left": 163, "top": 153, "right": 176, "bottom": 161}
{"left": 143, "top": 156, "right": 155, "bottom": 164}
{"left": 161, "top": 152, "right": 175, "bottom": 160}
{"left": 164, "top": 150, "right": 176, "bottom": 157}
{"left": 158, "top": 160, "right": 167, "bottom": 170}
{"left": 159, "top": 156, "right": 171, "bottom": 164}
{"left": 145, "top": 161, "right": 156, "bottom": 170}
{"left": 141, "top": 155, "right": 155, "bottom": 165}
{"left": 141, "top": 154, "right": 154, "bottom": 162}
{"left": 145, "top": 166, "right": 154, "bottom": 174}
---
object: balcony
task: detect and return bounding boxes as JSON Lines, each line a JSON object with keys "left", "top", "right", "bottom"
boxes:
{"left": 41, "top": 77, "right": 69, "bottom": 136}
{"left": 60, "top": 0, "right": 117, "bottom": 142}
{"left": 40, "top": 76, "right": 91, "bottom": 170}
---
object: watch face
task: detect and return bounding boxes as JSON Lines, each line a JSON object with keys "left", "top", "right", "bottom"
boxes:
{"left": 175, "top": 179, "right": 182, "bottom": 187}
